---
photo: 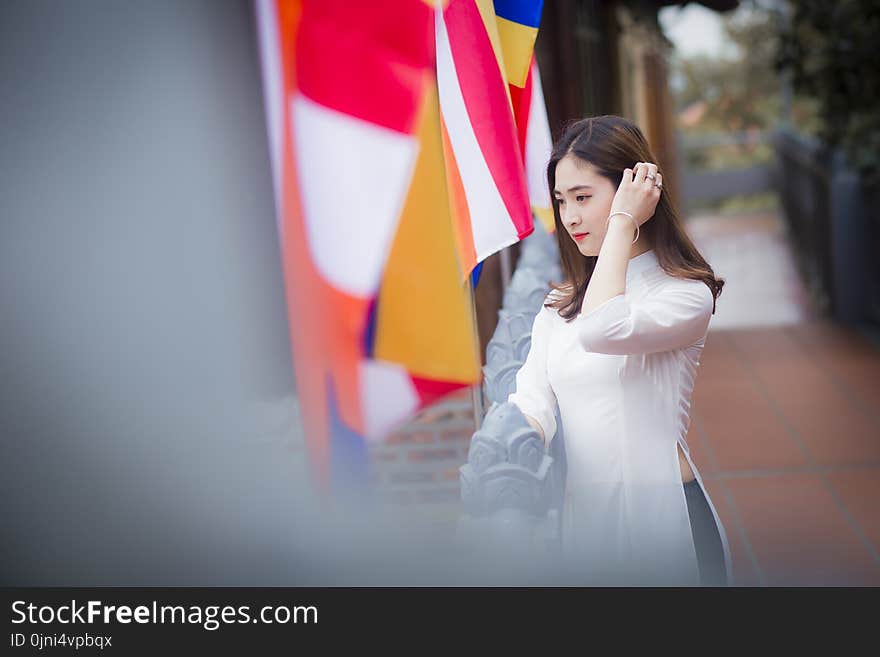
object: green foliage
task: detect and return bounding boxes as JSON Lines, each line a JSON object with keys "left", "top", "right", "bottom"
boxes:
{"left": 683, "top": 139, "right": 774, "bottom": 172}
{"left": 669, "top": 2, "right": 807, "bottom": 171}
{"left": 776, "top": 0, "right": 880, "bottom": 185}
{"left": 672, "top": 3, "right": 784, "bottom": 134}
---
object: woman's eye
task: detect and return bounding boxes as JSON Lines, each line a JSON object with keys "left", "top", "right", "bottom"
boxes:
{"left": 576, "top": 195, "right": 590, "bottom": 202}
{"left": 556, "top": 198, "right": 565, "bottom": 206}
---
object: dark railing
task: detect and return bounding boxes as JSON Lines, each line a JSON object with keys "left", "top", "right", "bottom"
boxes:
{"left": 772, "top": 127, "right": 878, "bottom": 324}
{"left": 771, "top": 128, "right": 834, "bottom": 316}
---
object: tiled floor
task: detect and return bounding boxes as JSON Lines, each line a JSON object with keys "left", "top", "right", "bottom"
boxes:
{"left": 686, "top": 209, "right": 880, "bottom": 586}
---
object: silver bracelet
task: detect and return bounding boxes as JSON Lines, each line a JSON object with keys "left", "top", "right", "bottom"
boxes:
{"left": 606, "top": 211, "right": 639, "bottom": 244}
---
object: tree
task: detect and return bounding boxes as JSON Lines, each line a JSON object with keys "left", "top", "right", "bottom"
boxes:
{"left": 671, "top": 2, "right": 782, "bottom": 134}
{"left": 776, "top": 0, "right": 880, "bottom": 185}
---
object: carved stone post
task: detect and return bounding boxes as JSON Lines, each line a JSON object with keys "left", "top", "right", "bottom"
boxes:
{"left": 456, "top": 223, "right": 566, "bottom": 564}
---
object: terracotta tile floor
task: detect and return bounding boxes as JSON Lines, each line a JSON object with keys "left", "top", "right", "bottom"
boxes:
{"left": 686, "top": 209, "right": 880, "bottom": 586}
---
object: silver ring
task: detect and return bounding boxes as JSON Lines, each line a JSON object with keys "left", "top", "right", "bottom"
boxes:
{"left": 645, "top": 173, "right": 656, "bottom": 181}
{"left": 656, "top": 182, "right": 663, "bottom": 189}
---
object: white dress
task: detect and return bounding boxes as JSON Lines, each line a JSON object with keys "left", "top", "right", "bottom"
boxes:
{"left": 508, "top": 248, "right": 734, "bottom": 586}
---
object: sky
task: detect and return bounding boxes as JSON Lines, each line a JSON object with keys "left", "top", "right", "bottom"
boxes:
{"left": 658, "top": 3, "right": 731, "bottom": 59}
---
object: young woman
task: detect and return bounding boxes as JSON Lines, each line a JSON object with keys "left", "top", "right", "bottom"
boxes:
{"left": 507, "top": 115, "right": 733, "bottom": 586}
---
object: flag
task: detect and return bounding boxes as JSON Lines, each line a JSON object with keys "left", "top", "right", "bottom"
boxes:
{"left": 494, "top": 0, "right": 544, "bottom": 89}
{"left": 436, "top": 0, "right": 535, "bottom": 280}
{"left": 510, "top": 58, "right": 554, "bottom": 233}
{"left": 256, "top": 0, "right": 546, "bottom": 502}
{"left": 256, "top": 0, "right": 488, "bottom": 502}
{"left": 492, "top": 1, "right": 554, "bottom": 233}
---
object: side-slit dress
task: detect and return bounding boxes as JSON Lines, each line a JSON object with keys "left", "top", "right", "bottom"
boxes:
{"left": 508, "top": 248, "right": 733, "bottom": 586}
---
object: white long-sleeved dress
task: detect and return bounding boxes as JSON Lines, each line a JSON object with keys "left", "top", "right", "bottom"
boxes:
{"left": 508, "top": 248, "right": 734, "bottom": 586}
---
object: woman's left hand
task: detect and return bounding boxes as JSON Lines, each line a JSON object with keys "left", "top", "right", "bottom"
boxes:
{"left": 608, "top": 162, "right": 663, "bottom": 228}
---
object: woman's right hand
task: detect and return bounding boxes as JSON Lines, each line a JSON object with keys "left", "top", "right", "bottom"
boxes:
{"left": 522, "top": 413, "right": 547, "bottom": 447}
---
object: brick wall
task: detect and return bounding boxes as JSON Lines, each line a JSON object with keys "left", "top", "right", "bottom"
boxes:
{"left": 367, "top": 387, "right": 478, "bottom": 529}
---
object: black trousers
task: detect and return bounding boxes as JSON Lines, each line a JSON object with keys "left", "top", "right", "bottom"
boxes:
{"left": 683, "top": 478, "right": 728, "bottom": 586}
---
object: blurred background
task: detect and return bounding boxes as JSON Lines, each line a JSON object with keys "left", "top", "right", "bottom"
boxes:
{"left": 2, "top": 0, "right": 878, "bottom": 586}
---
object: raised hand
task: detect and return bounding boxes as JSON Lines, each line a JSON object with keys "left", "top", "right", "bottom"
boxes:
{"left": 608, "top": 161, "right": 663, "bottom": 229}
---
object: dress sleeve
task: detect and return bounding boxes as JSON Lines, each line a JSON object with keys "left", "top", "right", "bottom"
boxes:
{"left": 576, "top": 279, "right": 714, "bottom": 355}
{"left": 507, "top": 303, "right": 558, "bottom": 443}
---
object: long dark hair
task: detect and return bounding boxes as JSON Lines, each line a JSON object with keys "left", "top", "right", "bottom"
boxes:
{"left": 545, "top": 115, "right": 724, "bottom": 321}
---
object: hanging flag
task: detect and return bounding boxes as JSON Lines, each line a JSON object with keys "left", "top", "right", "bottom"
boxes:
{"left": 494, "top": 0, "right": 544, "bottom": 89}
{"left": 370, "top": 75, "right": 482, "bottom": 413}
{"left": 492, "top": 1, "right": 553, "bottom": 233}
{"left": 510, "top": 58, "right": 554, "bottom": 233}
{"left": 256, "top": 0, "right": 433, "bottom": 501}
{"left": 255, "top": 0, "right": 547, "bottom": 503}
{"left": 436, "top": 0, "right": 535, "bottom": 280}
{"left": 256, "top": 0, "right": 486, "bottom": 503}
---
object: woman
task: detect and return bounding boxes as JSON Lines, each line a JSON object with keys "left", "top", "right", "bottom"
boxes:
{"left": 507, "top": 115, "right": 733, "bottom": 586}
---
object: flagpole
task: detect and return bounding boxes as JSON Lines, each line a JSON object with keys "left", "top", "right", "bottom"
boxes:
{"left": 499, "top": 246, "right": 512, "bottom": 293}
{"left": 466, "top": 274, "right": 484, "bottom": 431}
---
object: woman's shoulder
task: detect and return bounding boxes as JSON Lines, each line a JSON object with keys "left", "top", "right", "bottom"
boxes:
{"left": 654, "top": 271, "right": 714, "bottom": 312}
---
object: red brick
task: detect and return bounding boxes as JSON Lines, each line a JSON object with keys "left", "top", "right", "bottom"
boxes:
{"left": 386, "top": 430, "right": 435, "bottom": 446}
{"left": 407, "top": 448, "right": 458, "bottom": 463}
{"left": 453, "top": 408, "right": 477, "bottom": 422}
{"left": 440, "top": 427, "right": 474, "bottom": 442}
{"left": 730, "top": 328, "right": 880, "bottom": 466}
{"left": 388, "top": 471, "right": 435, "bottom": 484}
{"left": 726, "top": 473, "right": 880, "bottom": 586}
{"left": 416, "top": 488, "right": 461, "bottom": 504}
{"left": 441, "top": 467, "right": 462, "bottom": 481}
{"left": 414, "top": 408, "right": 455, "bottom": 424}
{"left": 826, "top": 468, "right": 880, "bottom": 553}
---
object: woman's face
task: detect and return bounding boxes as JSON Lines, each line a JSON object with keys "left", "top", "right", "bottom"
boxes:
{"left": 553, "top": 154, "right": 617, "bottom": 257}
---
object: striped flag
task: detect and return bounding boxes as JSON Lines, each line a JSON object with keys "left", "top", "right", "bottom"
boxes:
{"left": 511, "top": 58, "right": 555, "bottom": 233}
{"left": 492, "top": 1, "right": 553, "bottom": 233}
{"left": 436, "top": 0, "right": 535, "bottom": 280}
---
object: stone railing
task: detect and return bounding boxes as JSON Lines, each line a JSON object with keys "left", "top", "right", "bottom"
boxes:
{"left": 456, "top": 223, "right": 567, "bottom": 564}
